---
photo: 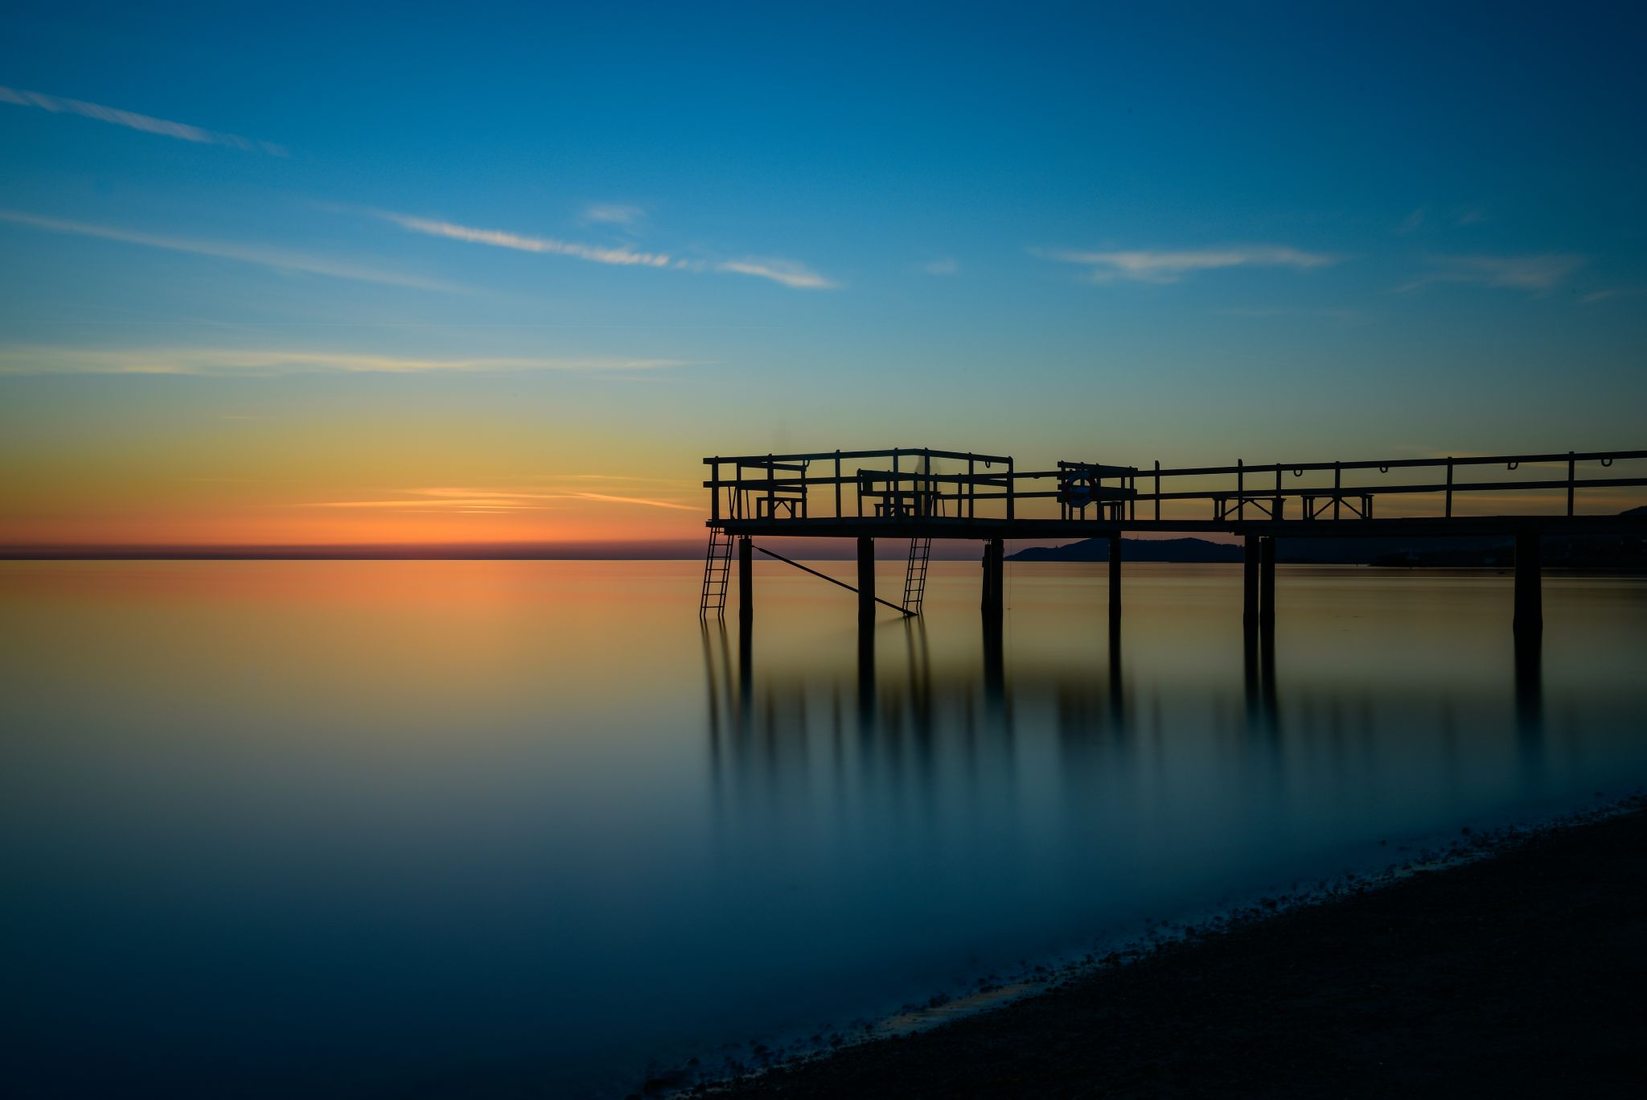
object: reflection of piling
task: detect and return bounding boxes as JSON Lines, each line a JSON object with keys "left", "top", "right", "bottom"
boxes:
{"left": 982, "top": 611, "right": 1005, "bottom": 707}
{"left": 1242, "top": 534, "right": 1260, "bottom": 644}
{"left": 1260, "top": 620, "right": 1278, "bottom": 723}
{"left": 738, "top": 617, "right": 753, "bottom": 713}
{"left": 1107, "top": 618, "right": 1124, "bottom": 726}
{"left": 1515, "top": 626, "right": 1543, "bottom": 747}
{"left": 857, "top": 616, "right": 875, "bottom": 723}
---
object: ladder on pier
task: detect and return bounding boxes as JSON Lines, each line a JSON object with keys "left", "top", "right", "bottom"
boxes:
{"left": 700, "top": 529, "right": 734, "bottom": 618}
{"left": 901, "top": 537, "right": 933, "bottom": 615}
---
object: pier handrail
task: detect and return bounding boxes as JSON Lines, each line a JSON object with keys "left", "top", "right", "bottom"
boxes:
{"left": 703, "top": 446, "right": 1647, "bottom": 525}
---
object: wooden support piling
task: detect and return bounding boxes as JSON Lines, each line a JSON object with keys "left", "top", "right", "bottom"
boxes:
{"left": 1108, "top": 533, "right": 1122, "bottom": 634}
{"left": 1514, "top": 529, "right": 1542, "bottom": 637}
{"left": 981, "top": 537, "right": 1005, "bottom": 620}
{"left": 857, "top": 536, "right": 876, "bottom": 628}
{"left": 738, "top": 535, "right": 752, "bottom": 625}
{"left": 1259, "top": 535, "right": 1276, "bottom": 636}
{"left": 1243, "top": 534, "right": 1260, "bottom": 639}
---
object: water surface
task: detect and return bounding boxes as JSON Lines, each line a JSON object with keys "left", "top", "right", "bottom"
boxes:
{"left": 3, "top": 560, "right": 1645, "bottom": 1096}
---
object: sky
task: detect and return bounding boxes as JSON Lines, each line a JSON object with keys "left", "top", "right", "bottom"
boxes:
{"left": 1, "top": 1, "right": 1644, "bottom": 547}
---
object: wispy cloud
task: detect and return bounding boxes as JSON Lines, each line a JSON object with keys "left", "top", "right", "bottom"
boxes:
{"left": 375, "top": 211, "right": 673, "bottom": 268}
{"left": 581, "top": 202, "right": 647, "bottom": 228}
{"left": 1580, "top": 286, "right": 1647, "bottom": 305}
{"left": 372, "top": 209, "right": 837, "bottom": 289}
{"left": 0, "top": 209, "right": 453, "bottom": 291}
{"left": 712, "top": 257, "right": 836, "bottom": 289}
{"left": 1399, "top": 253, "right": 1585, "bottom": 293}
{"left": 1035, "top": 245, "right": 1339, "bottom": 284}
{"left": 1396, "top": 208, "right": 1427, "bottom": 235}
{"left": 566, "top": 491, "right": 698, "bottom": 511}
{"left": 921, "top": 257, "right": 960, "bottom": 276}
{"left": 0, "top": 84, "right": 285, "bottom": 155}
{"left": 305, "top": 485, "right": 697, "bottom": 514}
{"left": 0, "top": 345, "right": 690, "bottom": 376}
{"left": 1215, "top": 306, "right": 1363, "bottom": 322}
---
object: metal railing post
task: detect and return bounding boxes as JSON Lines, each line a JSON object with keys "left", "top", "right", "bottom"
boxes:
{"left": 1567, "top": 451, "right": 1576, "bottom": 516}
{"left": 1237, "top": 459, "right": 1245, "bottom": 521}
{"left": 1445, "top": 458, "right": 1453, "bottom": 518}
{"left": 835, "top": 451, "right": 842, "bottom": 518}
{"left": 968, "top": 454, "right": 976, "bottom": 519}
{"left": 1154, "top": 460, "right": 1161, "bottom": 521}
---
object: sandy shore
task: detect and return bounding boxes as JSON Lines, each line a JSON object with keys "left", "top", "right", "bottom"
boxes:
{"left": 678, "top": 802, "right": 1647, "bottom": 1097}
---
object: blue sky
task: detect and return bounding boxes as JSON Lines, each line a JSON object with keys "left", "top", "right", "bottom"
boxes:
{"left": 1, "top": 1, "right": 1644, "bottom": 543}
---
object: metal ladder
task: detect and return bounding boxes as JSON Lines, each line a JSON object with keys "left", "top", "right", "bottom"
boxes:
{"left": 699, "top": 529, "right": 734, "bottom": 618}
{"left": 901, "top": 537, "right": 933, "bottom": 615}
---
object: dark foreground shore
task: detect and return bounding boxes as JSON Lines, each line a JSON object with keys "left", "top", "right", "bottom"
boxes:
{"left": 693, "top": 805, "right": 1647, "bottom": 1097}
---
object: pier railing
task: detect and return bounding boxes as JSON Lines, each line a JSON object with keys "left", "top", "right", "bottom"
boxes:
{"left": 704, "top": 447, "right": 1647, "bottom": 526}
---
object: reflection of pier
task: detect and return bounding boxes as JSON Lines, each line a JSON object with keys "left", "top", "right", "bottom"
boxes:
{"left": 705, "top": 615, "right": 1557, "bottom": 825}
{"left": 699, "top": 447, "right": 1647, "bottom": 665}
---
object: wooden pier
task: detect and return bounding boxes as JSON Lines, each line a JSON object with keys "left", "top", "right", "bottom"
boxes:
{"left": 700, "top": 446, "right": 1647, "bottom": 651}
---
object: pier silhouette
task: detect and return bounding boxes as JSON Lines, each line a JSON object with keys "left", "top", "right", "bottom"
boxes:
{"left": 700, "top": 446, "right": 1647, "bottom": 655}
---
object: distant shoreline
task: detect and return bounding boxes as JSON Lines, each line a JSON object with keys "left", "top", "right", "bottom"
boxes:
{"left": 691, "top": 797, "right": 1647, "bottom": 1097}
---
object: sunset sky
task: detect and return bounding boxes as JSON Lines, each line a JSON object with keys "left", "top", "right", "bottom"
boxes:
{"left": 2, "top": 2, "right": 1644, "bottom": 547}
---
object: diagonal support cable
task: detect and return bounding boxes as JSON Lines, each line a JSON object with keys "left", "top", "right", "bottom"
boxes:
{"left": 752, "top": 544, "right": 913, "bottom": 617}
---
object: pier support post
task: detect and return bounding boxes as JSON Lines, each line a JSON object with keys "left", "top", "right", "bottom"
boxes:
{"left": 857, "top": 536, "right": 876, "bottom": 629}
{"left": 738, "top": 536, "right": 753, "bottom": 627}
{"left": 1242, "top": 534, "right": 1260, "bottom": 638}
{"left": 1514, "top": 529, "right": 1542, "bottom": 638}
{"left": 981, "top": 541, "right": 993, "bottom": 612}
{"left": 981, "top": 538, "right": 1005, "bottom": 620}
{"left": 1108, "top": 533, "right": 1122, "bottom": 636}
{"left": 1259, "top": 535, "right": 1276, "bottom": 637}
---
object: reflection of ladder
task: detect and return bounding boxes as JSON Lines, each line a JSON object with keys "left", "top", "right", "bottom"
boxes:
{"left": 901, "top": 537, "right": 933, "bottom": 615}
{"left": 700, "top": 529, "right": 733, "bottom": 618}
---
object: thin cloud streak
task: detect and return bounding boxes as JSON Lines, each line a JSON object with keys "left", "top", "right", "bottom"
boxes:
{"left": 0, "top": 209, "right": 453, "bottom": 291}
{"left": 376, "top": 211, "right": 673, "bottom": 267}
{"left": 1037, "top": 245, "right": 1339, "bottom": 283}
{"left": 374, "top": 210, "right": 837, "bottom": 289}
{"left": 1399, "top": 253, "right": 1585, "bottom": 293}
{"left": 0, "top": 84, "right": 285, "bottom": 155}
{"left": 571, "top": 491, "right": 698, "bottom": 511}
{"left": 0, "top": 346, "right": 690, "bottom": 376}
{"left": 306, "top": 487, "right": 696, "bottom": 513}
{"left": 713, "top": 257, "right": 837, "bottom": 289}
{"left": 582, "top": 203, "right": 646, "bottom": 227}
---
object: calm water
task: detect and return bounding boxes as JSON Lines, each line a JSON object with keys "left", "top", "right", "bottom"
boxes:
{"left": 4, "top": 560, "right": 1646, "bottom": 1096}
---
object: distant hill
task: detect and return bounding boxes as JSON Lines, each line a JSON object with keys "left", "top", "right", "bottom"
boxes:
{"left": 1010, "top": 537, "right": 1240, "bottom": 563}
{"left": 1009, "top": 512, "right": 1647, "bottom": 569}
{"left": 1006, "top": 536, "right": 1499, "bottom": 565}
